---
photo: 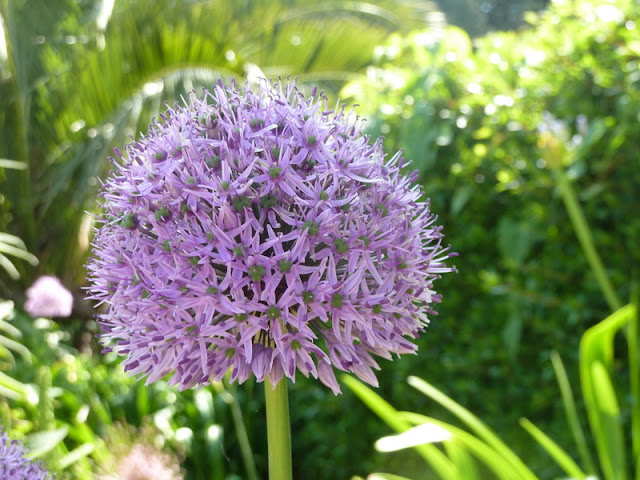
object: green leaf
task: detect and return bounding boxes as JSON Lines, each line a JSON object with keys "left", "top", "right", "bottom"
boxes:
{"left": 195, "top": 388, "right": 214, "bottom": 424}
{"left": 0, "top": 370, "right": 27, "bottom": 399}
{"left": 136, "top": 384, "right": 150, "bottom": 418}
{"left": 0, "top": 232, "right": 38, "bottom": 279}
{"left": 0, "top": 383, "right": 22, "bottom": 399}
{"left": 0, "top": 253, "right": 21, "bottom": 280}
{"left": 407, "top": 376, "right": 537, "bottom": 480}
{"left": 0, "top": 158, "right": 27, "bottom": 169}
{"left": 497, "top": 217, "right": 536, "bottom": 266}
{"left": 206, "top": 424, "right": 225, "bottom": 480}
{"left": 375, "top": 423, "right": 451, "bottom": 451}
{"left": 25, "top": 426, "right": 69, "bottom": 458}
{"left": 401, "top": 412, "right": 531, "bottom": 480}
{"left": 367, "top": 474, "right": 414, "bottom": 480}
{"left": 343, "top": 375, "right": 456, "bottom": 479}
{"left": 0, "top": 318, "right": 21, "bottom": 338}
{"left": 519, "top": 417, "right": 587, "bottom": 479}
{"left": 0, "top": 241, "right": 38, "bottom": 263}
{"left": 549, "top": 351, "right": 596, "bottom": 473}
{"left": 58, "top": 442, "right": 94, "bottom": 469}
{"left": 628, "top": 293, "right": 639, "bottom": 465}
{"left": 0, "top": 333, "right": 31, "bottom": 363}
{"left": 591, "top": 361, "right": 626, "bottom": 480}
{"left": 444, "top": 441, "right": 481, "bottom": 480}
{"left": 580, "top": 304, "right": 635, "bottom": 480}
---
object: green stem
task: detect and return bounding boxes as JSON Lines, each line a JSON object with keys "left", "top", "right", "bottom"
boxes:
{"left": 553, "top": 167, "right": 622, "bottom": 312}
{"left": 265, "top": 378, "right": 292, "bottom": 480}
{"left": 227, "top": 389, "right": 259, "bottom": 480}
{"left": 629, "top": 288, "right": 639, "bottom": 463}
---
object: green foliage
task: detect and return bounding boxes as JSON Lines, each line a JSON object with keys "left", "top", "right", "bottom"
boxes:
{"left": 433, "top": 0, "right": 549, "bottom": 37}
{"left": 0, "top": 161, "right": 37, "bottom": 282}
{"left": 0, "top": 298, "right": 266, "bottom": 479}
{"left": 2, "top": 1, "right": 639, "bottom": 479}
{"left": 339, "top": 0, "right": 638, "bottom": 473}
{"left": 0, "top": 0, "right": 440, "bottom": 294}
{"left": 346, "top": 303, "right": 638, "bottom": 480}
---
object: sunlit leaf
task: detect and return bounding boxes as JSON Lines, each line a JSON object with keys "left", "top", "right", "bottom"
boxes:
{"left": 520, "top": 417, "right": 588, "bottom": 480}
{"left": 401, "top": 412, "right": 531, "bottom": 480}
{"left": 343, "top": 374, "right": 456, "bottom": 479}
{"left": 580, "top": 304, "right": 635, "bottom": 480}
{"left": 407, "top": 376, "right": 537, "bottom": 480}
{"left": 550, "top": 351, "right": 596, "bottom": 473}
{"left": 25, "top": 426, "right": 69, "bottom": 458}
{"left": 58, "top": 442, "right": 95, "bottom": 469}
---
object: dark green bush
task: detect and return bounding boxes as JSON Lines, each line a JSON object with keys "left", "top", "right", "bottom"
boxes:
{"left": 296, "top": 1, "right": 638, "bottom": 477}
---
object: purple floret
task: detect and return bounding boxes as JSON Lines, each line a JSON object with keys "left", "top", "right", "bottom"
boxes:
{"left": 87, "top": 79, "right": 456, "bottom": 394}
{"left": 0, "top": 429, "right": 53, "bottom": 480}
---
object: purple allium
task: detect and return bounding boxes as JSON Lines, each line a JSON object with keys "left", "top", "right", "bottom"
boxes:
{"left": 87, "top": 79, "right": 456, "bottom": 394}
{"left": 0, "top": 429, "right": 53, "bottom": 480}
{"left": 24, "top": 276, "right": 73, "bottom": 318}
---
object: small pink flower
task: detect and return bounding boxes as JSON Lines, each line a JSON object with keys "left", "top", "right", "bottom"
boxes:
{"left": 109, "top": 444, "right": 182, "bottom": 480}
{"left": 24, "top": 276, "right": 73, "bottom": 318}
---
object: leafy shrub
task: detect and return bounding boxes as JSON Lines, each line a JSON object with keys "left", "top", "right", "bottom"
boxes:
{"left": 334, "top": 0, "right": 639, "bottom": 475}
{"left": 0, "top": 299, "right": 262, "bottom": 479}
{"left": 347, "top": 303, "right": 639, "bottom": 480}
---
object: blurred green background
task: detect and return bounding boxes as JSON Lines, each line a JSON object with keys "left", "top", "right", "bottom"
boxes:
{"left": 1, "top": 0, "right": 638, "bottom": 479}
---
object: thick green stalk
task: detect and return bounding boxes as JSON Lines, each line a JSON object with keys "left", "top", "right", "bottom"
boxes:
{"left": 265, "top": 379, "right": 292, "bottom": 480}
{"left": 553, "top": 167, "right": 622, "bottom": 312}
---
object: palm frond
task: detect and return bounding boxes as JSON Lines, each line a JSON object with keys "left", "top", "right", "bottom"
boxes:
{"left": 2, "top": 0, "right": 447, "bottom": 288}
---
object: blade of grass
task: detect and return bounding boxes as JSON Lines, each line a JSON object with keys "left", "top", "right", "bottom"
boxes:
{"left": 0, "top": 334, "right": 32, "bottom": 363}
{"left": 0, "top": 382, "right": 24, "bottom": 400}
{"left": 0, "top": 242, "right": 38, "bottom": 263}
{"left": 0, "top": 370, "right": 28, "bottom": 397}
{"left": 628, "top": 295, "right": 639, "bottom": 464}
{"left": 444, "top": 440, "right": 480, "bottom": 480}
{"left": 401, "top": 412, "right": 532, "bottom": 480}
{"left": 590, "top": 361, "right": 626, "bottom": 480}
{"left": 368, "top": 474, "right": 414, "bottom": 480}
{"left": 580, "top": 305, "right": 634, "bottom": 480}
{"left": 0, "top": 253, "right": 21, "bottom": 279}
{"left": 0, "top": 158, "right": 27, "bottom": 169}
{"left": 0, "top": 318, "right": 21, "bottom": 338}
{"left": 58, "top": 442, "right": 94, "bottom": 469}
{"left": 343, "top": 375, "right": 456, "bottom": 479}
{"left": 552, "top": 166, "right": 621, "bottom": 312}
{"left": 550, "top": 351, "right": 596, "bottom": 473}
{"left": 407, "top": 376, "right": 537, "bottom": 480}
{"left": 519, "top": 417, "right": 588, "bottom": 479}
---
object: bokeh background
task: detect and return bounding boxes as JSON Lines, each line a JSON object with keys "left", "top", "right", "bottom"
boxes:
{"left": 1, "top": 0, "right": 638, "bottom": 479}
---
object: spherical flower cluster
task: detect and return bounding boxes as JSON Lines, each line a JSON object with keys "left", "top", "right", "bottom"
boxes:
{"left": 87, "top": 79, "right": 456, "bottom": 394}
{"left": 0, "top": 429, "right": 53, "bottom": 480}
{"left": 24, "top": 276, "right": 73, "bottom": 318}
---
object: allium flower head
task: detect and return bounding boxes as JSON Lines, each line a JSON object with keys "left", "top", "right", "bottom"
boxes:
{"left": 87, "top": 79, "right": 456, "bottom": 394}
{"left": 24, "top": 276, "right": 73, "bottom": 318}
{"left": 0, "top": 429, "right": 53, "bottom": 480}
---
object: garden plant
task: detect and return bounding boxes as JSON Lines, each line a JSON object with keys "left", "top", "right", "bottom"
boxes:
{"left": 0, "top": 0, "right": 638, "bottom": 478}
